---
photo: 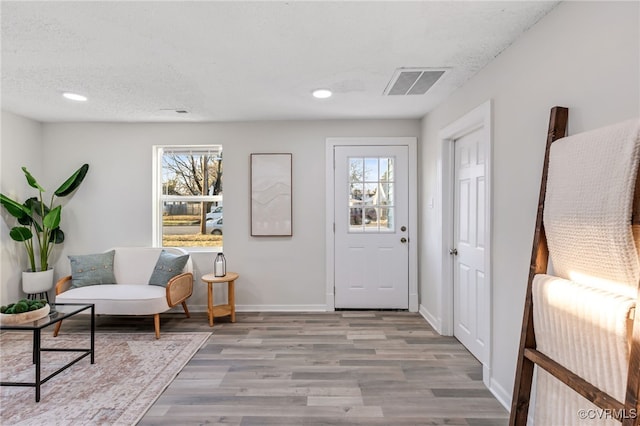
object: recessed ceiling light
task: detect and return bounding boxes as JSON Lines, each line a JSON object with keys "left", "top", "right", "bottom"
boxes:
{"left": 62, "top": 92, "right": 88, "bottom": 102}
{"left": 312, "top": 89, "right": 332, "bottom": 99}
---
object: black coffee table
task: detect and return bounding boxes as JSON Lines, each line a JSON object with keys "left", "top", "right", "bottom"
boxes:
{"left": 0, "top": 303, "right": 95, "bottom": 402}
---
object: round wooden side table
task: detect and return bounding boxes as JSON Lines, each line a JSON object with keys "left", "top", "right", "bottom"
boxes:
{"left": 201, "top": 272, "right": 238, "bottom": 327}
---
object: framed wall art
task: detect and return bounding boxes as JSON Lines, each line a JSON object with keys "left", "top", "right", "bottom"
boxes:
{"left": 250, "top": 153, "right": 292, "bottom": 236}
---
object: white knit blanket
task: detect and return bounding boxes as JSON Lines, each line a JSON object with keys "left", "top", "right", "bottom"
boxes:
{"left": 533, "top": 118, "right": 640, "bottom": 424}
{"left": 533, "top": 274, "right": 635, "bottom": 426}
{"left": 543, "top": 118, "right": 640, "bottom": 296}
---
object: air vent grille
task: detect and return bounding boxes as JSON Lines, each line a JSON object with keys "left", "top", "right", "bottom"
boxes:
{"left": 160, "top": 108, "right": 189, "bottom": 114}
{"left": 384, "top": 68, "right": 446, "bottom": 96}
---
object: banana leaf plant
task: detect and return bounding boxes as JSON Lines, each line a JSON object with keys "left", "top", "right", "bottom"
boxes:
{"left": 0, "top": 164, "right": 89, "bottom": 272}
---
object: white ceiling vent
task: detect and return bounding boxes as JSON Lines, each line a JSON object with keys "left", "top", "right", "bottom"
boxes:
{"left": 160, "top": 108, "right": 189, "bottom": 114}
{"left": 384, "top": 68, "right": 447, "bottom": 96}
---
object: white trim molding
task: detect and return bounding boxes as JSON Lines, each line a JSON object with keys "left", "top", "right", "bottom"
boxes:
{"left": 186, "top": 304, "right": 329, "bottom": 313}
{"left": 325, "top": 137, "right": 419, "bottom": 312}
{"left": 489, "top": 376, "right": 513, "bottom": 411}
{"left": 236, "top": 304, "right": 328, "bottom": 312}
{"left": 437, "top": 99, "right": 493, "bottom": 379}
{"left": 419, "top": 303, "right": 441, "bottom": 332}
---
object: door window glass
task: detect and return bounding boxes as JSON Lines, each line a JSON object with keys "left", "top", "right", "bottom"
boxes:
{"left": 348, "top": 156, "right": 395, "bottom": 232}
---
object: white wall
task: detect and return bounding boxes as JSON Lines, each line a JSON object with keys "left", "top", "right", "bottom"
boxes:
{"left": 419, "top": 1, "right": 639, "bottom": 406}
{"left": 0, "top": 111, "right": 44, "bottom": 303}
{"left": 2, "top": 0, "right": 637, "bottom": 410}
{"left": 39, "top": 119, "right": 419, "bottom": 311}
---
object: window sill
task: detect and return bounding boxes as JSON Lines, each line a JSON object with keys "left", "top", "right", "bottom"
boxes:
{"left": 165, "top": 246, "right": 223, "bottom": 254}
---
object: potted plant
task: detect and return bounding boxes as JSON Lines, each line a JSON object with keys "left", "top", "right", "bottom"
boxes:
{"left": 0, "top": 164, "right": 89, "bottom": 294}
{"left": 0, "top": 298, "right": 50, "bottom": 324}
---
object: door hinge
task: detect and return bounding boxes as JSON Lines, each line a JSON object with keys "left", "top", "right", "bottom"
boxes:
{"left": 333, "top": 223, "right": 335, "bottom": 233}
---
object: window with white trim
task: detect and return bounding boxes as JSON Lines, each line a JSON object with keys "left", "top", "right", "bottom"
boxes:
{"left": 153, "top": 145, "right": 223, "bottom": 249}
{"left": 348, "top": 156, "right": 395, "bottom": 232}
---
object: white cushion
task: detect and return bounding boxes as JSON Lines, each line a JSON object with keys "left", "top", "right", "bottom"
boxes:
{"left": 113, "top": 247, "right": 185, "bottom": 284}
{"left": 56, "top": 284, "right": 170, "bottom": 315}
{"left": 58, "top": 247, "right": 192, "bottom": 286}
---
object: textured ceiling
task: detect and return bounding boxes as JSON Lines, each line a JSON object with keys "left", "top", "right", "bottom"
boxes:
{"left": 1, "top": 1, "right": 559, "bottom": 123}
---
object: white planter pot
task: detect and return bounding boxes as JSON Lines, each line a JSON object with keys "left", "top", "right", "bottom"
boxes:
{"left": 22, "top": 269, "right": 54, "bottom": 294}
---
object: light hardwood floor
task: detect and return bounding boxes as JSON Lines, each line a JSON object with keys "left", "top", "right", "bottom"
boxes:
{"left": 59, "top": 311, "right": 509, "bottom": 425}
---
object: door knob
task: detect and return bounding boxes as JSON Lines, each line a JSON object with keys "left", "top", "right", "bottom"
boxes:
{"left": 449, "top": 248, "right": 458, "bottom": 255}
{"left": 400, "top": 237, "right": 407, "bottom": 243}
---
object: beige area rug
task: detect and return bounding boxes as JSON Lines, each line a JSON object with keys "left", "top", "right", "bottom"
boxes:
{"left": 0, "top": 331, "right": 211, "bottom": 425}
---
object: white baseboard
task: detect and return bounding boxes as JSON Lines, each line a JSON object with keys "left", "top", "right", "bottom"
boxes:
{"left": 174, "top": 304, "right": 329, "bottom": 313}
{"left": 236, "top": 304, "right": 329, "bottom": 312}
{"left": 418, "top": 303, "right": 442, "bottom": 334}
{"left": 483, "top": 364, "right": 491, "bottom": 389}
{"left": 489, "top": 376, "right": 512, "bottom": 411}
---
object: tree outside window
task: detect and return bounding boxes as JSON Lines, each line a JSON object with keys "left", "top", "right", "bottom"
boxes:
{"left": 156, "top": 146, "right": 223, "bottom": 248}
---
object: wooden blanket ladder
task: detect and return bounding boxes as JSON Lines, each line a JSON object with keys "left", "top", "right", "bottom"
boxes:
{"left": 510, "top": 106, "right": 640, "bottom": 425}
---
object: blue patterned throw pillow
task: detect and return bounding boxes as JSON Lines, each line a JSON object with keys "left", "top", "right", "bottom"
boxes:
{"left": 148, "top": 250, "right": 189, "bottom": 287}
{"left": 68, "top": 250, "right": 116, "bottom": 288}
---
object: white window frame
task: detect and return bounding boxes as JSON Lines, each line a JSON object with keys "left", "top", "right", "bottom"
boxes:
{"left": 152, "top": 145, "right": 223, "bottom": 252}
{"left": 347, "top": 155, "right": 397, "bottom": 234}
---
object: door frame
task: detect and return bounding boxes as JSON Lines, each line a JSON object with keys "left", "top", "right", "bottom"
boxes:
{"left": 438, "top": 100, "right": 492, "bottom": 382}
{"left": 325, "top": 137, "right": 418, "bottom": 312}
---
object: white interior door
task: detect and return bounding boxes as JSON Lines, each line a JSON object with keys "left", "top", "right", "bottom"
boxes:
{"left": 334, "top": 145, "right": 409, "bottom": 309}
{"left": 453, "top": 129, "right": 487, "bottom": 362}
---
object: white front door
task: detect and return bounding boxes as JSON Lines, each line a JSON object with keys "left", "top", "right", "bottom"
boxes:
{"left": 453, "top": 128, "right": 487, "bottom": 362}
{"left": 334, "top": 145, "right": 409, "bottom": 309}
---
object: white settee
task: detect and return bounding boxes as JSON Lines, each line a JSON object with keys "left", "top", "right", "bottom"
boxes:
{"left": 54, "top": 247, "right": 193, "bottom": 339}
